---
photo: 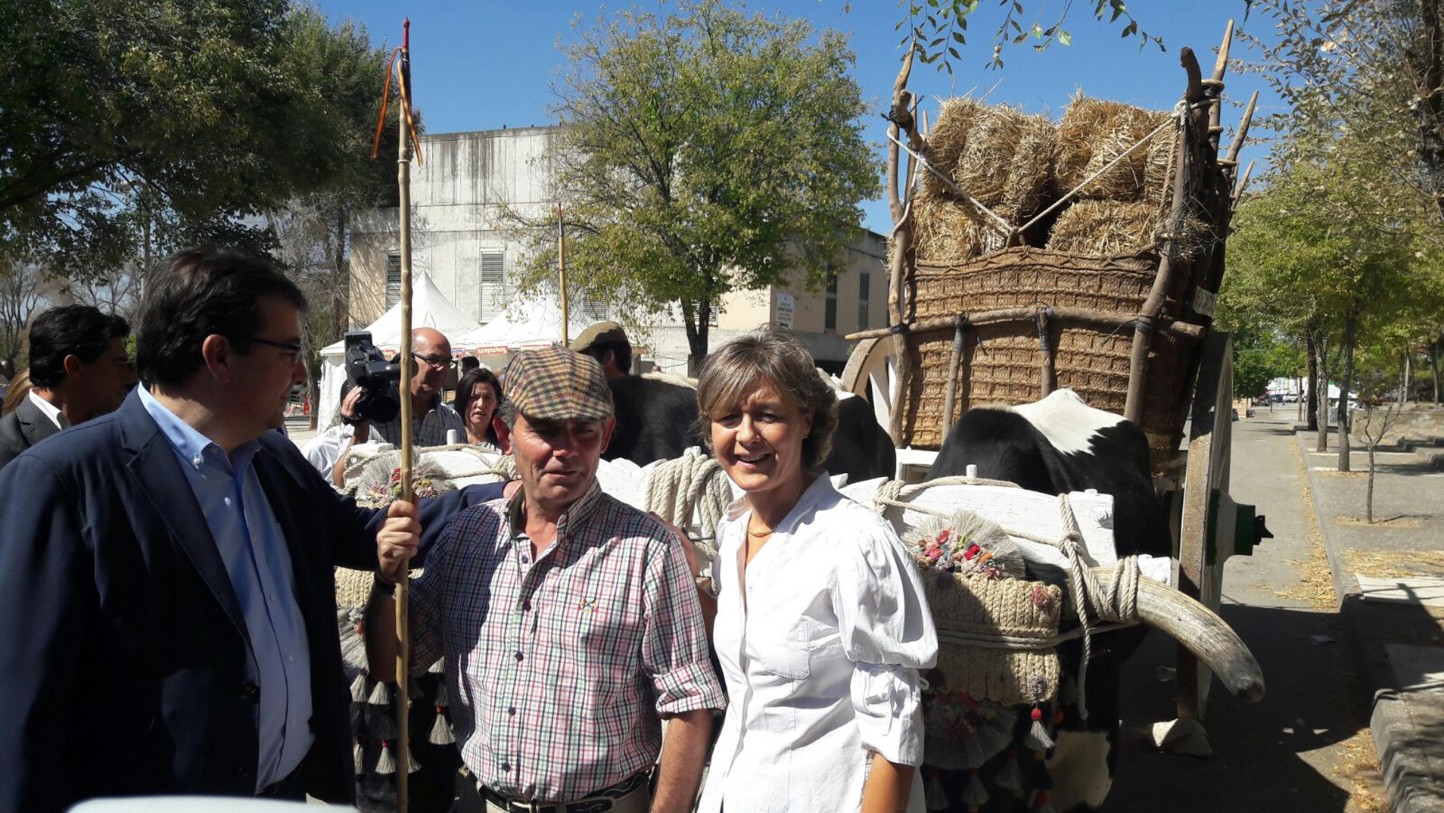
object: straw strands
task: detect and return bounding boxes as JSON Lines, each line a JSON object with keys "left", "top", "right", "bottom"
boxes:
{"left": 1045, "top": 200, "right": 1159, "bottom": 256}
{"left": 1056, "top": 94, "right": 1174, "bottom": 203}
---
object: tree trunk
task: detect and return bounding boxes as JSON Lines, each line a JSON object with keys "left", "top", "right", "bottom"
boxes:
{"left": 1315, "top": 333, "right": 1330, "bottom": 452}
{"left": 1426, "top": 332, "right": 1438, "bottom": 404}
{"left": 1402, "top": 351, "right": 1411, "bottom": 406}
{"left": 681, "top": 298, "right": 711, "bottom": 376}
{"left": 1416, "top": 0, "right": 1444, "bottom": 221}
{"left": 1306, "top": 332, "right": 1320, "bottom": 432}
{"left": 1336, "top": 312, "right": 1357, "bottom": 472}
{"left": 1367, "top": 441, "right": 1376, "bottom": 524}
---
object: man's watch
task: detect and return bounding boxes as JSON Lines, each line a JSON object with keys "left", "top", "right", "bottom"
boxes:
{"left": 372, "top": 573, "right": 396, "bottom": 595}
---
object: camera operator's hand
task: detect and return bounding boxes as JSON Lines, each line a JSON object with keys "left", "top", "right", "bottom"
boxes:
{"left": 340, "top": 387, "right": 371, "bottom": 442}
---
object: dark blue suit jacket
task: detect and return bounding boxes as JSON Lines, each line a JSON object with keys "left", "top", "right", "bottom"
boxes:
{"left": 0, "top": 391, "right": 503, "bottom": 812}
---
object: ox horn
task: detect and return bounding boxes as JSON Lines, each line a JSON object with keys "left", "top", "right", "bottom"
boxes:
{"left": 1091, "top": 567, "right": 1265, "bottom": 702}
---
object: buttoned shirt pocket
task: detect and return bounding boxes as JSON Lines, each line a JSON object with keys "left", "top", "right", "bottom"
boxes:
{"left": 748, "top": 617, "right": 814, "bottom": 681}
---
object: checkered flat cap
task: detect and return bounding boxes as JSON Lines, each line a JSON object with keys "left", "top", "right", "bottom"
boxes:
{"left": 501, "top": 346, "right": 614, "bottom": 422}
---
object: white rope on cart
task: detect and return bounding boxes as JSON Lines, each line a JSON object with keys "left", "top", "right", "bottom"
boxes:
{"left": 875, "top": 479, "right": 1143, "bottom": 720}
{"left": 643, "top": 447, "right": 733, "bottom": 559}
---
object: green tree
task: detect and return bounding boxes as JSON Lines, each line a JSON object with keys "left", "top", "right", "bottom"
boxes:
{"left": 0, "top": 0, "right": 386, "bottom": 271}
{"left": 507, "top": 0, "right": 879, "bottom": 368}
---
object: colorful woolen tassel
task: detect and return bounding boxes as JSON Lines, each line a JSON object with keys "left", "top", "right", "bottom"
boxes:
{"left": 1026, "top": 706, "right": 1054, "bottom": 751}
{"left": 350, "top": 672, "right": 368, "bottom": 703}
{"left": 962, "top": 768, "right": 989, "bottom": 811}
{"left": 435, "top": 681, "right": 449, "bottom": 709}
{"left": 375, "top": 740, "right": 396, "bottom": 775}
{"left": 367, "top": 681, "right": 389, "bottom": 707}
{"left": 353, "top": 738, "right": 365, "bottom": 776}
{"left": 924, "top": 769, "right": 949, "bottom": 811}
{"left": 430, "top": 709, "right": 454, "bottom": 745}
{"left": 994, "top": 750, "right": 1023, "bottom": 794}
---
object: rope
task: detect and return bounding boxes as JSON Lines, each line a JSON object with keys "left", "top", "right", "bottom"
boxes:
{"left": 643, "top": 447, "right": 732, "bottom": 560}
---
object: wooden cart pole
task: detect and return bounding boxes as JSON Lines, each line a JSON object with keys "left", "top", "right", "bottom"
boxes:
{"left": 884, "top": 45, "right": 919, "bottom": 445}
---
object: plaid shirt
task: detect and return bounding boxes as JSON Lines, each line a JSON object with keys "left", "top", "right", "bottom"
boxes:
{"left": 410, "top": 481, "right": 724, "bottom": 802}
{"left": 372, "top": 397, "right": 465, "bottom": 448}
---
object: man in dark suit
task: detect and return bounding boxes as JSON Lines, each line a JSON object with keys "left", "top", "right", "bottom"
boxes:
{"left": 0, "top": 247, "right": 503, "bottom": 813}
{"left": 0, "top": 304, "right": 134, "bottom": 468}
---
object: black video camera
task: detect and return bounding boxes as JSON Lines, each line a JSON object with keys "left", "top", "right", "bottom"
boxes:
{"left": 342, "top": 331, "right": 401, "bottom": 423}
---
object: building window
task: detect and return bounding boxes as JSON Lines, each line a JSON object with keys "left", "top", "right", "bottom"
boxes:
{"left": 385, "top": 253, "right": 401, "bottom": 308}
{"left": 824, "top": 267, "right": 838, "bottom": 333}
{"left": 857, "top": 271, "right": 870, "bottom": 329}
{"left": 478, "top": 252, "right": 505, "bottom": 322}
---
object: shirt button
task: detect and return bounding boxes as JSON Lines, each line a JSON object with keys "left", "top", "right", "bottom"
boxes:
{"left": 514, "top": 652, "right": 523, "bottom": 662}
{"left": 508, "top": 707, "right": 516, "bottom": 716}
{"left": 287, "top": 655, "right": 295, "bottom": 663}
{"left": 500, "top": 762, "right": 511, "bottom": 772}
{"left": 269, "top": 593, "right": 278, "bottom": 603}
{"left": 520, "top": 555, "right": 530, "bottom": 564}
{"left": 521, "top": 600, "right": 531, "bottom": 612}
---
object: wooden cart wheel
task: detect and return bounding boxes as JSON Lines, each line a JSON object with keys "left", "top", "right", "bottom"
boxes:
{"left": 1175, "top": 330, "right": 1234, "bottom": 721}
{"left": 841, "top": 335, "right": 901, "bottom": 440}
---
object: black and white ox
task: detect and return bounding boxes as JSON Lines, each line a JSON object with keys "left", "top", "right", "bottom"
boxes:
{"left": 603, "top": 374, "right": 896, "bottom": 483}
{"left": 925, "top": 389, "right": 1263, "bottom": 811}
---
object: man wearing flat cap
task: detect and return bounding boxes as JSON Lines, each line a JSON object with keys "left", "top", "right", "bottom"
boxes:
{"left": 366, "top": 346, "right": 723, "bottom": 813}
{"left": 570, "top": 320, "right": 632, "bottom": 380}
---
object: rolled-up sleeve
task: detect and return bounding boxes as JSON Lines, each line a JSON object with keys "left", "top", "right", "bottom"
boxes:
{"left": 640, "top": 530, "right": 726, "bottom": 716}
{"left": 833, "top": 517, "right": 938, "bottom": 765}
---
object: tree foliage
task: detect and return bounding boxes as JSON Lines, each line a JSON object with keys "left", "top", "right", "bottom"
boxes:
{"left": 0, "top": 1, "right": 388, "bottom": 271}
{"left": 508, "top": 0, "right": 879, "bottom": 365}
{"left": 886, "top": 0, "right": 1163, "bottom": 71}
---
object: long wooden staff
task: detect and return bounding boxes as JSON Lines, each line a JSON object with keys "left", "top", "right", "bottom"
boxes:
{"left": 557, "top": 202, "right": 569, "bottom": 347}
{"left": 372, "top": 18, "right": 424, "bottom": 812}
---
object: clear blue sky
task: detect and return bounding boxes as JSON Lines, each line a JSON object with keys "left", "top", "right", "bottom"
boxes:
{"left": 320, "top": 1, "right": 1281, "bottom": 233}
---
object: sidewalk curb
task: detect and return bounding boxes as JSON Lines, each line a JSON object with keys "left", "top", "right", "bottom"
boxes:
{"left": 1297, "top": 430, "right": 1444, "bottom": 813}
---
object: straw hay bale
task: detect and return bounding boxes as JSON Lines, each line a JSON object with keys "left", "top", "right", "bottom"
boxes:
{"left": 922, "top": 97, "right": 987, "bottom": 198}
{"left": 1057, "top": 95, "right": 1174, "bottom": 202}
{"left": 1046, "top": 200, "right": 1160, "bottom": 256}
{"left": 911, "top": 195, "right": 1007, "bottom": 264}
{"left": 925, "top": 102, "right": 1058, "bottom": 220}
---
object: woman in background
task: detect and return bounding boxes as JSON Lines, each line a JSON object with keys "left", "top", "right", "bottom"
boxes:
{"left": 693, "top": 330, "right": 936, "bottom": 813}
{"left": 454, "top": 366, "right": 503, "bottom": 452}
{"left": 1, "top": 369, "right": 31, "bottom": 417}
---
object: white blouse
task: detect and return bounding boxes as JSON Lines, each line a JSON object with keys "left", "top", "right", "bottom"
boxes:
{"left": 696, "top": 474, "right": 938, "bottom": 813}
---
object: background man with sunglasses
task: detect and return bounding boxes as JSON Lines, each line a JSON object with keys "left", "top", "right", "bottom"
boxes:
{"left": 338, "top": 327, "right": 465, "bottom": 456}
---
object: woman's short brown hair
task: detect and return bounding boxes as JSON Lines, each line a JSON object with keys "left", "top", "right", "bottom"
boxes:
{"left": 696, "top": 329, "right": 837, "bottom": 475}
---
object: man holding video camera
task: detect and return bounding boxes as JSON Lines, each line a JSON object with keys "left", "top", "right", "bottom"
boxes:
{"left": 330, "top": 327, "right": 466, "bottom": 484}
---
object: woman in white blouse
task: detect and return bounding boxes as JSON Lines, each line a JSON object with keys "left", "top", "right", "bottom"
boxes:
{"left": 693, "top": 330, "right": 937, "bottom": 813}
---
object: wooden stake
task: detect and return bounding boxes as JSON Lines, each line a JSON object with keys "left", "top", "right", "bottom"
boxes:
{"left": 393, "top": 18, "right": 416, "bottom": 813}
{"left": 558, "top": 202, "right": 569, "bottom": 347}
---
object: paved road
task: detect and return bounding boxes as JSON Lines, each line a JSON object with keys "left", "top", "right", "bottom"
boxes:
{"left": 1103, "top": 412, "right": 1382, "bottom": 811}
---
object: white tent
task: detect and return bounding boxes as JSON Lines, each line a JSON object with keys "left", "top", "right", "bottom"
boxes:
{"left": 454, "top": 296, "right": 595, "bottom": 356}
{"left": 315, "top": 274, "right": 483, "bottom": 431}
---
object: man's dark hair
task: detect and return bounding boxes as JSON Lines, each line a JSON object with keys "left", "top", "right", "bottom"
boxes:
{"left": 587, "top": 340, "right": 631, "bottom": 375}
{"left": 136, "top": 247, "right": 306, "bottom": 386}
{"left": 28, "top": 305, "right": 130, "bottom": 388}
{"left": 459, "top": 355, "right": 481, "bottom": 373}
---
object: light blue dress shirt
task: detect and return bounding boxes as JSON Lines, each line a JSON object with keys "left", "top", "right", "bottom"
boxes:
{"left": 140, "top": 387, "right": 314, "bottom": 791}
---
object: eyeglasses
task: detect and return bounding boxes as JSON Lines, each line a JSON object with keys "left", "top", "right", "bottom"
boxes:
{"left": 412, "top": 352, "right": 450, "bottom": 369}
{"left": 251, "top": 337, "right": 303, "bottom": 354}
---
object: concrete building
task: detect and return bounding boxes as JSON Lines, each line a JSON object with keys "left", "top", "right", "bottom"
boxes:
{"left": 350, "top": 127, "right": 887, "bottom": 374}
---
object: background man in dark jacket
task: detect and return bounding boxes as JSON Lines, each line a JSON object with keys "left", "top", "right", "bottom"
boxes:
{"left": 0, "top": 304, "right": 134, "bottom": 468}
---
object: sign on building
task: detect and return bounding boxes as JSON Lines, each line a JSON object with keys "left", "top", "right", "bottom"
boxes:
{"left": 775, "top": 291, "right": 795, "bottom": 329}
